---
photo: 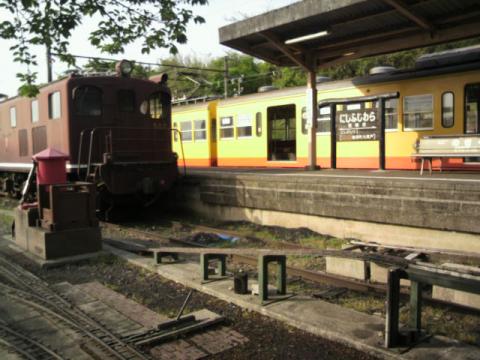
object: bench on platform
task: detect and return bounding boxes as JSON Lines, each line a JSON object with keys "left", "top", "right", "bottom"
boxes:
{"left": 412, "top": 135, "right": 480, "bottom": 175}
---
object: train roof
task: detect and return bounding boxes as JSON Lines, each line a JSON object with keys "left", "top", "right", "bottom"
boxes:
{"left": 217, "top": 55, "right": 480, "bottom": 106}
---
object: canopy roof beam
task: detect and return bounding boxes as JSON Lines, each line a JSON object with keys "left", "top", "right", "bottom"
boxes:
{"left": 382, "top": 0, "right": 435, "bottom": 31}
{"left": 259, "top": 31, "right": 312, "bottom": 72}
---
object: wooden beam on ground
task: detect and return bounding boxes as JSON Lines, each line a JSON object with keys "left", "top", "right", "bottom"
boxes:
{"left": 382, "top": 0, "right": 435, "bottom": 31}
{"left": 406, "top": 264, "right": 480, "bottom": 294}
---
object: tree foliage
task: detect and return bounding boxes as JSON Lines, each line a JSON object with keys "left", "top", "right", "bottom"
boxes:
{"left": 0, "top": 0, "right": 208, "bottom": 96}
{"left": 140, "top": 37, "right": 480, "bottom": 101}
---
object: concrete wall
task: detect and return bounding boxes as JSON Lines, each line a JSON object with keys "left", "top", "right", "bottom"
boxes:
{"left": 173, "top": 172, "right": 480, "bottom": 253}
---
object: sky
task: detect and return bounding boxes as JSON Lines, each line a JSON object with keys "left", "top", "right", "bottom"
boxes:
{"left": 0, "top": 0, "right": 299, "bottom": 97}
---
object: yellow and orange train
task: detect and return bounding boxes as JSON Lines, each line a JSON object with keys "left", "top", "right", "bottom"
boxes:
{"left": 172, "top": 47, "right": 480, "bottom": 170}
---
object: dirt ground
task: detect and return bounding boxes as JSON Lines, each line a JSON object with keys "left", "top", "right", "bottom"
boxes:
{"left": 2, "top": 200, "right": 480, "bottom": 351}
{"left": 0, "top": 203, "right": 378, "bottom": 360}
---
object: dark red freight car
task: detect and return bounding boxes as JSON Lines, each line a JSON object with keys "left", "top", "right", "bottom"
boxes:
{"left": 0, "top": 61, "right": 178, "bottom": 208}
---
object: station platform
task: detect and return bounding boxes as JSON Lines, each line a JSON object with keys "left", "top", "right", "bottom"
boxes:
{"left": 174, "top": 168, "right": 480, "bottom": 254}
{"left": 187, "top": 167, "right": 480, "bottom": 182}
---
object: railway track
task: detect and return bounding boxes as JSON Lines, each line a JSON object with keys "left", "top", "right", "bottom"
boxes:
{"left": 0, "top": 254, "right": 151, "bottom": 360}
{"left": 0, "top": 320, "right": 64, "bottom": 360}
{"left": 102, "top": 221, "right": 480, "bottom": 311}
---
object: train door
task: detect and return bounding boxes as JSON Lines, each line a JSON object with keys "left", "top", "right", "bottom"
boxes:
{"left": 210, "top": 118, "right": 218, "bottom": 166}
{"left": 465, "top": 84, "right": 480, "bottom": 162}
{"left": 267, "top": 105, "right": 296, "bottom": 161}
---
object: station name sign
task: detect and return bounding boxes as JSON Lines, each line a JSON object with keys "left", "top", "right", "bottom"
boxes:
{"left": 336, "top": 102, "right": 380, "bottom": 141}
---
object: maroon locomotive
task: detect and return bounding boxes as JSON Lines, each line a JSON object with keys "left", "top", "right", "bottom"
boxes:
{"left": 0, "top": 60, "right": 178, "bottom": 208}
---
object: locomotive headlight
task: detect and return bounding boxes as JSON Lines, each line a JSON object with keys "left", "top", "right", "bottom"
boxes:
{"left": 116, "top": 60, "right": 133, "bottom": 77}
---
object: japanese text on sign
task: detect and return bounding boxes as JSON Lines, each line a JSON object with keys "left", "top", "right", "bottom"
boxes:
{"left": 336, "top": 103, "right": 380, "bottom": 141}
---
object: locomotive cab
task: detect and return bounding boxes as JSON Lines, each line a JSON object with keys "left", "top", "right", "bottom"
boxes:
{"left": 69, "top": 65, "right": 177, "bottom": 206}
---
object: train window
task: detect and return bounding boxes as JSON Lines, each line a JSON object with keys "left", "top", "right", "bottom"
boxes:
{"left": 31, "top": 100, "right": 39, "bottom": 123}
{"left": 18, "top": 129, "right": 28, "bottom": 157}
{"left": 73, "top": 86, "right": 102, "bottom": 116}
{"left": 194, "top": 120, "right": 207, "bottom": 141}
{"left": 465, "top": 84, "right": 480, "bottom": 134}
{"left": 237, "top": 114, "right": 252, "bottom": 138}
{"left": 256, "top": 112, "right": 262, "bottom": 137}
{"left": 149, "top": 92, "right": 163, "bottom": 120}
{"left": 403, "top": 94, "right": 433, "bottom": 131}
{"left": 118, "top": 90, "right": 135, "bottom": 112}
{"left": 220, "top": 116, "right": 234, "bottom": 139}
{"left": 180, "top": 121, "right": 192, "bottom": 141}
{"left": 385, "top": 99, "right": 398, "bottom": 130}
{"left": 10, "top": 107, "right": 16, "bottom": 128}
{"left": 48, "top": 91, "right": 61, "bottom": 119}
{"left": 301, "top": 106, "right": 331, "bottom": 134}
{"left": 441, "top": 92, "right": 454, "bottom": 128}
{"left": 301, "top": 107, "right": 308, "bottom": 135}
{"left": 317, "top": 106, "right": 331, "bottom": 133}
{"left": 173, "top": 122, "right": 178, "bottom": 142}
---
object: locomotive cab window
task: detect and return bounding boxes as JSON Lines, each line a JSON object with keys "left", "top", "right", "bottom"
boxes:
{"left": 10, "top": 107, "right": 16, "bottom": 128}
{"left": 118, "top": 89, "right": 135, "bottom": 112}
{"left": 31, "top": 100, "right": 39, "bottom": 123}
{"left": 403, "top": 94, "right": 433, "bottom": 131}
{"left": 73, "top": 86, "right": 102, "bottom": 116}
{"left": 441, "top": 91, "right": 454, "bottom": 128}
{"left": 48, "top": 91, "right": 61, "bottom": 119}
{"left": 237, "top": 114, "right": 252, "bottom": 138}
{"left": 148, "top": 92, "right": 163, "bottom": 120}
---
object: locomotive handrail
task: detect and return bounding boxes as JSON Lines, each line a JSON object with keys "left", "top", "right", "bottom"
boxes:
{"left": 77, "top": 128, "right": 92, "bottom": 178}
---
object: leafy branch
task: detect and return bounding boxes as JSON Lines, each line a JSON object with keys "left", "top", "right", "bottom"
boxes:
{"left": 0, "top": 0, "right": 207, "bottom": 96}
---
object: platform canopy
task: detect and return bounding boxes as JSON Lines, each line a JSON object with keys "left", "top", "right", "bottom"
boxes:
{"left": 219, "top": 0, "right": 480, "bottom": 71}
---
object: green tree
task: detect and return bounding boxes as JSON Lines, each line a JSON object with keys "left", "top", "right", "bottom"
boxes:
{"left": 0, "top": 0, "right": 208, "bottom": 96}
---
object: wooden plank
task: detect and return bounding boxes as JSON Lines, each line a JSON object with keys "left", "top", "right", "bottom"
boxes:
{"left": 406, "top": 266, "right": 480, "bottom": 295}
{"left": 152, "top": 246, "right": 331, "bottom": 256}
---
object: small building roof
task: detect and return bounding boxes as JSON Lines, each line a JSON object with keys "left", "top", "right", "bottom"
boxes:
{"left": 33, "top": 148, "right": 69, "bottom": 161}
{"left": 219, "top": 0, "right": 480, "bottom": 71}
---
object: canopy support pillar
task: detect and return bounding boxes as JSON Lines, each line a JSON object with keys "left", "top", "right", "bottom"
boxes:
{"left": 306, "top": 61, "right": 318, "bottom": 170}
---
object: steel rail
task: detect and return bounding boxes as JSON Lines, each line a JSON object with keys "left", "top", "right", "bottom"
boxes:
{"left": 0, "top": 283, "right": 145, "bottom": 360}
{"left": 0, "top": 322, "right": 64, "bottom": 360}
{"left": 0, "top": 256, "right": 151, "bottom": 360}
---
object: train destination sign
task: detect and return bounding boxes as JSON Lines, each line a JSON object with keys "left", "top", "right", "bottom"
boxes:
{"left": 336, "top": 102, "right": 380, "bottom": 142}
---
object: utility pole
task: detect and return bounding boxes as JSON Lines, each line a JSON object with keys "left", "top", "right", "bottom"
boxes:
{"left": 46, "top": 45, "right": 53, "bottom": 82}
{"left": 224, "top": 56, "right": 229, "bottom": 99}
